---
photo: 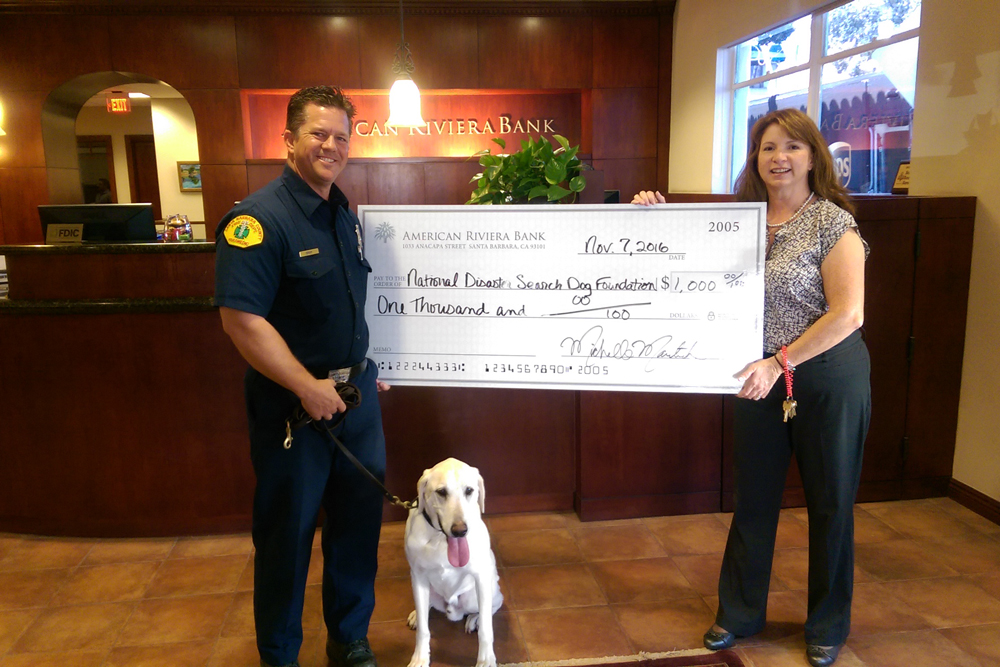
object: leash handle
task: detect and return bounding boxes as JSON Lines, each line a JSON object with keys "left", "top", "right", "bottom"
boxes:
{"left": 286, "top": 382, "right": 362, "bottom": 437}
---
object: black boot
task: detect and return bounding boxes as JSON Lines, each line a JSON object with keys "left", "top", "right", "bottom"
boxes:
{"left": 328, "top": 638, "right": 377, "bottom": 667}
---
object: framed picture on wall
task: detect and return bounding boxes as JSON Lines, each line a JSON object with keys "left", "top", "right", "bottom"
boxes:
{"left": 177, "top": 162, "right": 202, "bottom": 192}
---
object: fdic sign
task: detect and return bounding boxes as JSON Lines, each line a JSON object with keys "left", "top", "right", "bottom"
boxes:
{"left": 46, "top": 224, "right": 84, "bottom": 244}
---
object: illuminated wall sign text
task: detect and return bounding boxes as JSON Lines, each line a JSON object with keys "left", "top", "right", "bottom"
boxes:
{"left": 241, "top": 90, "right": 583, "bottom": 159}
{"left": 106, "top": 95, "right": 131, "bottom": 114}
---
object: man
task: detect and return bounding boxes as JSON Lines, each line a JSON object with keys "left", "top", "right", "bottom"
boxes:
{"left": 215, "top": 86, "right": 387, "bottom": 667}
{"left": 95, "top": 178, "right": 112, "bottom": 203}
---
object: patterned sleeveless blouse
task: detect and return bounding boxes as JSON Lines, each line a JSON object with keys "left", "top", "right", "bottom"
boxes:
{"left": 763, "top": 198, "right": 869, "bottom": 354}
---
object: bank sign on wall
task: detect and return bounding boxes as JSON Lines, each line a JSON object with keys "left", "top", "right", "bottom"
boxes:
{"left": 240, "top": 89, "right": 583, "bottom": 160}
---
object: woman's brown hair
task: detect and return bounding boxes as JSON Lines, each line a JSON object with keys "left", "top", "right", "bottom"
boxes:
{"left": 733, "top": 108, "right": 854, "bottom": 215}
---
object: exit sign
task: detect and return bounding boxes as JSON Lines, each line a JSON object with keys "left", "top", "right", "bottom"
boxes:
{"left": 106, "top": 95, "right": 131, "bottom": 113}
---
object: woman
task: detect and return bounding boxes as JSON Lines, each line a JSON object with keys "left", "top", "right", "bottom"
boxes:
{"left": 633, "top": 108, "right": 870, "bottom": 667}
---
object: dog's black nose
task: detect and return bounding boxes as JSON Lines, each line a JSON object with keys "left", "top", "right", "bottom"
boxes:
{"left": 451, "top": 522, "right": 468, "bottom": 537}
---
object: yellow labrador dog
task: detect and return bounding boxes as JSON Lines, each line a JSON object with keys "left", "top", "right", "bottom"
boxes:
{"left": 405, "top": 458, "right": 503, "bottom": 667}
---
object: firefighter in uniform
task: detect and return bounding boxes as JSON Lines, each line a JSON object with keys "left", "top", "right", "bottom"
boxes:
{"left": 215, "top": 86, "right": 386, "bottom": 667}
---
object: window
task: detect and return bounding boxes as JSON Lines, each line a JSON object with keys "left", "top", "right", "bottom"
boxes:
{"left": 714, "top": 0, "right": 921, "bottom": 194}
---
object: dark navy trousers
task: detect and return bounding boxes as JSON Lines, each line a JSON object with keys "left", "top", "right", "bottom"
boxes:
{"left": 717, "top": 331, "right": 871, "bottom": 646}
{"left": 245, "top": 361, "right": 385, "bottom": 666}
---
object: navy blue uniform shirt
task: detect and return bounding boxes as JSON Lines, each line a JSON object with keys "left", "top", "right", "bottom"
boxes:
{"left": 214, "top": 165, "right": 370, "bottom": 374}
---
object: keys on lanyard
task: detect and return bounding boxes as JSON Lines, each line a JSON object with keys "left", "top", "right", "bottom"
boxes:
{"left": 782, "top": 398, "right": 797, "bottom": 422}
{"left": 781, "top": 346, "right": 796, "bottom": 422}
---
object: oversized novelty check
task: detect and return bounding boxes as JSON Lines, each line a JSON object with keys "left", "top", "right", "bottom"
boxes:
{"left": 358, "top": 203, "right": 766, "bottom": 393}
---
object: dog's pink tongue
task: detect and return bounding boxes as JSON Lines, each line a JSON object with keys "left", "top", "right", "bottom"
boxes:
{"left": 447, "top": 536, "right": 470, "bottom": 567}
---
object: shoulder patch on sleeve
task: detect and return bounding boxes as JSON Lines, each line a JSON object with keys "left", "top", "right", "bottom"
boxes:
{"left": 224, "top": 215, "right": 264, "bottom": 248}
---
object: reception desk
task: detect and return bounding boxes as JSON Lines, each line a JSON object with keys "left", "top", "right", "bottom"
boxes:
{"left": 0, "top": 195, "right": 976, "bottom": 537}
{"left": 0, "top": 243, "right": 252, "bottom": 537}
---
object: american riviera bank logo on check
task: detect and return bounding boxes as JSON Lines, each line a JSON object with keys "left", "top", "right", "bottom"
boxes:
{"left": 397, "top": 229, "right": 546, "bottom": 250}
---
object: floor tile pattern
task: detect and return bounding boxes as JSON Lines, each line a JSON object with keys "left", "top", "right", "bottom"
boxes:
{"left": 0, "top": 498, "right": 997, "bottom": 666}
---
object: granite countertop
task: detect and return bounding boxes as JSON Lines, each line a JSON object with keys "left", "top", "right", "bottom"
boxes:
{"left": 0, "top": 297, "right": 216, "bottom": 314}
{"left": 0, "top": 242, "right": 216, "bottom": 255}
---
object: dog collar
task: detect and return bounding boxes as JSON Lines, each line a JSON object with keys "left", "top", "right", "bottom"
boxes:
{"left": 422, "top": 509, "right": 448, "bottom": 537}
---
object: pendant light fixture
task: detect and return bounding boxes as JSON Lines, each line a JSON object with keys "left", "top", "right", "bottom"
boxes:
{"left": 385, "top": 0, "right": 426, "bottom": 128}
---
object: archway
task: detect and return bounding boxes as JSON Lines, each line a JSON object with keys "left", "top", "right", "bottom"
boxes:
{"left": 42, "top": 72, "right": 202, "bottom": 223}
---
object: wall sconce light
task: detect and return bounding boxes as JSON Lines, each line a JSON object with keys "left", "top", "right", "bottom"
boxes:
{"left": 385, "top": 0, "right": 426, "bottom": 128}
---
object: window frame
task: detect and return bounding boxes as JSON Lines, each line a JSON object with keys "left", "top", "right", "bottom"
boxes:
{"left": 712, "top": 0, "right": 920, "bottom": 193}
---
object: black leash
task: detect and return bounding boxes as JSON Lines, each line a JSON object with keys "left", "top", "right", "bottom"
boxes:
{"left": 284, "top": 382, "right": 416, "bottom": 511}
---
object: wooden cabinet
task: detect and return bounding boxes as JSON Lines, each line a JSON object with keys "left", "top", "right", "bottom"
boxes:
{"left": 902, "top": 198, "right": 976, "bottom": 492}
{"left": 851, "top": 198, "right": 917, "bottom": 500}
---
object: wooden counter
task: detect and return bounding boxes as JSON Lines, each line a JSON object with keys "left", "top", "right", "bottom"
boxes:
{"left": 0, "top": 196, "right": 976, "bottom": 536}
{"left": 1, "top": 242, "right": 216, "bottom": 300}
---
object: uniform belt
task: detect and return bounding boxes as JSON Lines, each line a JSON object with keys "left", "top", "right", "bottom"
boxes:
{"left": 322, "top": 359, "right": 367, "bottom": 383}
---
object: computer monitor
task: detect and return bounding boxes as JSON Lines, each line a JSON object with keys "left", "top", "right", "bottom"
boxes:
{"left": 38, "top": 204, "right": 157, "bottom": 243}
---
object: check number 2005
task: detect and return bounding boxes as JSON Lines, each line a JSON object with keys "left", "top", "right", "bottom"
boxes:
{"left": 667, "top": 271, "right": 747, "bottom": 294}
{"left": 486, "top": 363, "right": 609, "bottom": 376}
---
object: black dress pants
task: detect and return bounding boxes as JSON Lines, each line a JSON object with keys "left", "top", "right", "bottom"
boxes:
{"left": 716, "top": 331, "right": 871, "bottom": 646}
{"left": 245, "top": 361, "right": 386, "bottom": 667}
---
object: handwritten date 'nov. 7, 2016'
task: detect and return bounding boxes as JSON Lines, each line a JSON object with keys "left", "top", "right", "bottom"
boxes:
{"left": 582, "top": 223, "right": 741, "bottom": 256}
{"left": 583, "top": 235, "right": 672, "bottom": 256}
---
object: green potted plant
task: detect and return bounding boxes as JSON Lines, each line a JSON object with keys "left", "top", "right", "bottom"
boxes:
{"left": 466, "top": 134, "right": 587, "bottom": 204}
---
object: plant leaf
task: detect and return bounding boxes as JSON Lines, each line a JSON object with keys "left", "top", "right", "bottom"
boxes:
{"left": 527, "top": 184, "right": 549, "bottom": 200}
{"left": 552, "top": 134, "right": 570, "bottom": 150}
{"left": 546, "top": 185, "right": 572, "bottom": 202}
{"left": 538, "top": 139, "right": 553, "bottom": 160}
{"left": 544, "top": 160, "right": 567, "bottom": 185}
{"left": 491, "top": 137, "right": 506, "bottom": 150}
{"left": 569, "top": 175, "right": 587, "bottom": 192}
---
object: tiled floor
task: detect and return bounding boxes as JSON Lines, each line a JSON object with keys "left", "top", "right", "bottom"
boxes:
{"left": 1, "top": 497, "right": 999, "bottom": 666}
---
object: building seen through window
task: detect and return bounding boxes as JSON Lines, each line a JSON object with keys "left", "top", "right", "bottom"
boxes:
{"left": 717, "top": 0, "right": 921, "bottom": 194}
